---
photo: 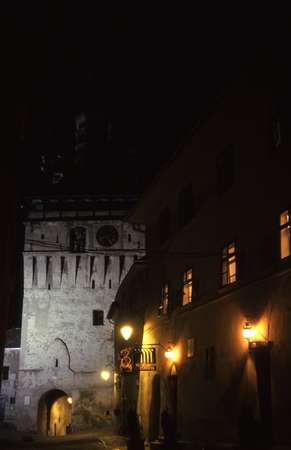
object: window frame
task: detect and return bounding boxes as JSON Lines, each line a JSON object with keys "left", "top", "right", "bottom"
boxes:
{"left": 186, "top": 337, "right": 195, "bottom": 358}
{"left": 280, "top": 209, "right": 291, "bottom": 259}
{"left": 92, "top": 309, "right": 104, "bottom": 326}
{"left": 182, "top": 268, "right": 193, "bottom": 306}
{"left": 159, "top": 283, "right": 169, "bottom": 315}
{"left": 221, "top": 241, "right": 237, "bottom": 287}
{"left": 70, "top": 226, "right": 86, "bottom": 253}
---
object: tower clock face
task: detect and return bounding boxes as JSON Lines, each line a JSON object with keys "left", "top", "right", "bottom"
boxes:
{"left": 96, "top": 225, "right": 119, "bottom": 247}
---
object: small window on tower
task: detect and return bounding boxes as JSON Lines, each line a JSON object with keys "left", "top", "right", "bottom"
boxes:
{"left": 55, "top": 359, "right": 59, "bottom": 368}
{"left": 93, "top": 310, "right": 104, "bottom": 326}
{"left": 70, "top": 227, "right": 86, "bottom": 252}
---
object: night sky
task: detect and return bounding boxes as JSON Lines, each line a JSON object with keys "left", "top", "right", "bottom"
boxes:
{"left": 3, "top": 4, "right": 286, "bottom": 196}
{"left": 2, "top": 4, "right": 289, "bottom": 327}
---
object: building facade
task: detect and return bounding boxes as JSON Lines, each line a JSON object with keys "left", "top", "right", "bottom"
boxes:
{"left": 0, "top": 329, "right": 21, "bottom": 424}
{"left": 111, "top": 66, "right": 291, "bottom": 447}
{"left": 16, "top": 195, "right": 145, "bottom": 435}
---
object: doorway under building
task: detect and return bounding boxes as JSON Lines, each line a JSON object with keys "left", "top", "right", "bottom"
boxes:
{"left": 37, "top": 389, "right": 72, "bottom": 436}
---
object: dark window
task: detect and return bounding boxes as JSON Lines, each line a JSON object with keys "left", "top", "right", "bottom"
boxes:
{"left": 128, "top": 234, "right": 132, "bottom": 242}
{"left": 32, "top": 256, "right": 37, "bottom": 286}
{"left": 109, "top": 279, "right": 112, "bottom": 289}
{"left": 70, "top": 227, "right": 86, "bottom": 252}
{"left": 91, "top": 280, "right": 95, "bottom": 289}
{"left": 10, "top": 397, "right": 15, "bottom": 405}
{"left": 270, "top": 96, "right": 290, "bottom": 151}
{"left": 55, "top": 359, "right": 58, "bottom": 368}
{"left": 178, "top": 185, "right": 195, "bottom": 227}
{"left": 216, "top": 145, "right": 235, "bottom": 194}
{"left": 93, "top": 310, "right": 104, "bottom": 326}
{"left": 157, "top": 207, "right": 171, "bottom": 245}
{"left": 2, "top": 366, "right": 9, "bottom": 380}
{"left": 204, "top": 346, "right": 216, "bottom": 380}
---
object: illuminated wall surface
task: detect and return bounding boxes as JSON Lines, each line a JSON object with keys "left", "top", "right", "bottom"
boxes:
{"left": 115, "top": 73, "right": 291, "bottom": 445}
{"left": 15, "top": 200, "right": 145, "bottom": 433}
{"left": 49, "top": 396, "right": 71, "bottom": 436}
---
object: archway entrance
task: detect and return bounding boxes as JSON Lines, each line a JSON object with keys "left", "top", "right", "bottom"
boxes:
{"left": 37, "top": 389, "right": 72, "bottom": 436}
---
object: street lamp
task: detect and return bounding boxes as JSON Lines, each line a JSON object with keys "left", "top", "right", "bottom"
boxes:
{"left": 242, "top": 322, "right": 255, "bottom": 341}
{"left": 242, "top": 321, "right": 272, "bottom": 351}
{"left": 100, "top": 370, "right": 111, "bottom": 381}
{"left": 164, "top": 344, "right": 177, "bottom": 361}
{"left": 120, "top": 325, "right": 133, "bottom": 341}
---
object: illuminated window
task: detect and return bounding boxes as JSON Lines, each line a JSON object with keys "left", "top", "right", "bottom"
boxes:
{"left": 186, "top": 338, "right": 195, "bottom": 358}
{"left": 159, "top": 284, "right": 169, "bottom": 315}
{"left": 221, "top": 242, "right": 237, "bottom": 286}
{"left": 280, "top": 210, "right": 291, "bottom": 259}
{"left": 182, "top": 269, "right": 192, "bottom": 305}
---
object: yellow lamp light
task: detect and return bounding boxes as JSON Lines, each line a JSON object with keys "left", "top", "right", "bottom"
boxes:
{"left": 100, "top": 370, "right": 110, "bottom": 381}
{"left": 67, "top": 396, "right": 73, "bottom": 404}
{"left": 120, "top": 325, "right": 133, "bottom": 341}
{"left": 165, "top": 345, "right": 176, "bottom": 361}
{"left": 242, "top": 322, "right": 255, "bottom": 341}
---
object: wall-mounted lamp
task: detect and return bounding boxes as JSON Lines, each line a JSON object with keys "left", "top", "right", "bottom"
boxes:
{"left": 242, "top": 322, "right": 255, "bottom": 341}
{"left": 242, "top": 321, "right": 272, "bottom": 351}
{"left": 120, "top": 325, "right": 133, "bottom": 341}
{"left": 100, "top": 370, "right": 111, "bottom": 381}
{"left": 67, "top": 396, "right": 73, "bottom": 404}
{"left": 164, "top": 344, "right": 177, "bottom": 361}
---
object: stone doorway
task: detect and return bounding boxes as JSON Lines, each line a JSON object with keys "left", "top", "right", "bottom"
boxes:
{"left": 37, "top": 389, "right": 72, "bottom": 436}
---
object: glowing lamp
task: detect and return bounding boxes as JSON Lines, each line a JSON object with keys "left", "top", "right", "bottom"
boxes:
{"left": 120, "top": 325, "right": 133, "bottom": 341}
{"left": 242, "top": 322, "right": 255, "bottom": 341}
{"left": 100, "top": 370, "right": 110, "bottom": 381}
{"left": 67, "top": 396, "right": 73, "bottom": 404}
{"left": 165, "top": 345, "right": 176, "bottom": 360}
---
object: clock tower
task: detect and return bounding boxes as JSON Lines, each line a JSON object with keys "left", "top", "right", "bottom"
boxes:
{"left": 16, "top": 195, "right": 145, "bottom": 435}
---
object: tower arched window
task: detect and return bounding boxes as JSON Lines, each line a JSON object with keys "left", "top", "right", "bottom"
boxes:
{"left": 70, "top": 227, "right": 86, "bottom": 252}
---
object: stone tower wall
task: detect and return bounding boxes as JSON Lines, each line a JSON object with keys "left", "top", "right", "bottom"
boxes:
{"left": 16, "top": 217, "right": 145, "bottom": 432}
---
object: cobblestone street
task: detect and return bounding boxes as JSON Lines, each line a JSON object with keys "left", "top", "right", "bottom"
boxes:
{"left": 0, "top": 428, "right": 127, "bottom": 450}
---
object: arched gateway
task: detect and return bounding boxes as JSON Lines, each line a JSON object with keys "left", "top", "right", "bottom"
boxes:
{"left": 37, "top": 389, "right": 72, "bottom": 436}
